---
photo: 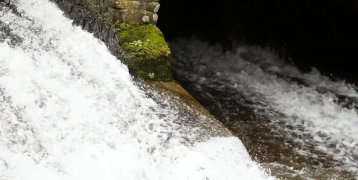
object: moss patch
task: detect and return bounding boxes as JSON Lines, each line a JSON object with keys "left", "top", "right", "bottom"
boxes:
{"left": 113, "top": 22, "right": 173, "bottom": 81}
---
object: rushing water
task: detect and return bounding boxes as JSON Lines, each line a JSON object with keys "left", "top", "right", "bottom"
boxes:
{"left": 0, "top": 0, "right": 275, "bottom": 179}
{"left": 171, "top": 38, "right": 358, "bottom": 179}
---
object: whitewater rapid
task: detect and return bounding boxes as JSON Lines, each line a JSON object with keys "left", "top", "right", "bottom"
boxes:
{"left": 171, "top": 38, "right": 358, "bottom": 176}
{"left": 0, "top": 0, "right": 274, "bottom": 179}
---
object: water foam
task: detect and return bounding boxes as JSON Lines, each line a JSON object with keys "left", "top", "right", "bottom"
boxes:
{"left": 171, "top": 38, "right": 358, "bottom": 174}
{"left": 0, "top": 1, "right": 273, "bottom": 179}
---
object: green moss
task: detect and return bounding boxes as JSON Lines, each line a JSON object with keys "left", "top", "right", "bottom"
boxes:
{"left": 112, "top": 21, "right": 122, "bottom": 30}
{"left": 114, "top": 22, "right": 173, "bottom": 81}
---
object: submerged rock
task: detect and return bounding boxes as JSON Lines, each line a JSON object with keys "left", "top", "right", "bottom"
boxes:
{"left": 147, "top": 81, "right": 233, "bottom": 139}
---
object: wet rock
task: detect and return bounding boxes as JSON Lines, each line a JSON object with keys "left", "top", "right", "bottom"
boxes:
{"left": 0, "top": 2, "right": 23, "bottom": 47}
{"left": 50, "top": 0, "right": 232, "bottom": 143}
{"left": 147, "top": 81, "right": 233, "bottom": 139}
{"left": 52, "top": 0, "right": 172, "bottom": 81}
{"left": 53, "top": 0, "right": 123, "bottom": 56}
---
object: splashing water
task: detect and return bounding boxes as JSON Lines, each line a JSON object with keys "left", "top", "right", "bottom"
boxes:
{"left": 0, "top": 0, "right": 274, "bottom": 179}
{"left": 171, "top": 38, "right": 358, "bottom": 178}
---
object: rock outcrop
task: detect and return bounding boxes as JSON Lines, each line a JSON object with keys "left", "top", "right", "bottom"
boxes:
{"left": 53, "top": 0, "right": 172, "bottom": 81}
{"left": 51, "top": 0, "right": 234, "bottom": 138}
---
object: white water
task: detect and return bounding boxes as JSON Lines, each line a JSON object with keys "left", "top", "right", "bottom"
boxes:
{"left": 0, "top": 1, "right": 274, "bottom": 179}
{"left": 171, "top": 38, "right": 358, "bottom": 174}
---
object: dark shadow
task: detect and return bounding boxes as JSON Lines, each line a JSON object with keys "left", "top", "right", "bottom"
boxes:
{"left": 157, "top": 0, "right": 358, "bottom": 79}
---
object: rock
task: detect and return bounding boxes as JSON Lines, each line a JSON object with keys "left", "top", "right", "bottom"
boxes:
{"left": 112, "top": 0, "right": 159, "bottom": 24}
{"left": 146, "top": 2, "right": 160, "bottom": 13}
{"left": 113, "top": 22, "right": 173, "bottom": 81}
{"left": 147, "top": 81, "right": 233, "bottom": 139}
{"left": 119, "top": 9, "right": 158, "bottom": 24}
{"left": 53, "top": 0, "right": 171, "bottom": 81}
{"left": 51, "top": 0, "right": 232, "bottom": 139}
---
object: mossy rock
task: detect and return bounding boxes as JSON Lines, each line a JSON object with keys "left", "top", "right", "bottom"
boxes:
{"left": 113, "top": 22, "right": 173, "bottom": 81}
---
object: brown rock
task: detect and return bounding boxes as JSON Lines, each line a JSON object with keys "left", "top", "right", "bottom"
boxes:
{"left": 148, "top": 81, "right": 233, "bottom": 138}
{"left": 120, "top": 9, "right": 158, "bottom": 23}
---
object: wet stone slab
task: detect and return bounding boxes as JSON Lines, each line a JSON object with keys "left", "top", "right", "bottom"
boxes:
{"left": 176, "top": 80, "right": 357, "bottom": 180}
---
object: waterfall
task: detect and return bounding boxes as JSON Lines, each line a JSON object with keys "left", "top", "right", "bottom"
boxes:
{"left": 0, "top": 0, "right": 273, "bottom": 179}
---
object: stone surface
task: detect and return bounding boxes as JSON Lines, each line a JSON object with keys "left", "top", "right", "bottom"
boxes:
{"left": 111, "top": 0, "right": 160, "bottom": 24}
{"left": 114, "top": 22, "right": 173, "bottom": 81}
{"left": 147, "top": 81, "right": 233, "bottom": 138}
{"left": 53, "top": 0, "right": 173, "bottom": 81}
{"left": 53, "top": 0, "right": 123, "bottom": 57}
{"left": 119, "top": 9, "right": 158, "bottom": 24}
{"left": 52, "top": 0, "right": 233, "bottom": 140}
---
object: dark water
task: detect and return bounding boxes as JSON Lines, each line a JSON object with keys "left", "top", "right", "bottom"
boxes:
{"left": 171, "top": 38, "right": 358, "bottom": 179}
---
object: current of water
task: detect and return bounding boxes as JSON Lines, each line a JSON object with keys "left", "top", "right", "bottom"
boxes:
{"left": 0, "top": 0, "right": 273, "bottom": 179}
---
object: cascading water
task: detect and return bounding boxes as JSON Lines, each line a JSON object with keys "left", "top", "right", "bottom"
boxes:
{"left": 0, "top": 0, "right": 274, "bottom": 179}
{"left": 171, "top": 38, "right": 358, "bottom": 179}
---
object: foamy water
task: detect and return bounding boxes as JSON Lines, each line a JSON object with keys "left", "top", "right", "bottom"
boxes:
{"left": 171, "top": 38, "right": 358, "bottom": 175}
{"left": 0, "top": 1, "right": 273, "bottom": 179}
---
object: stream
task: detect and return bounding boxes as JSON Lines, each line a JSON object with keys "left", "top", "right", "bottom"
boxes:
{"left": 171, "top": 38, "right": 358, "bottom": 179}
{"left": 0, "top": 0, "right": 273, "bottom": 179}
